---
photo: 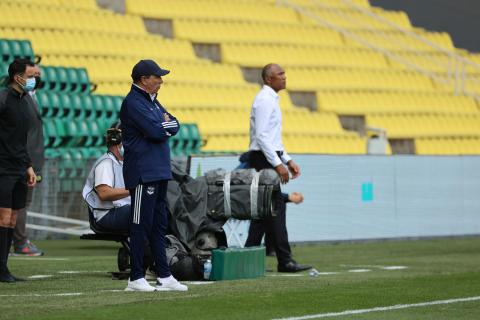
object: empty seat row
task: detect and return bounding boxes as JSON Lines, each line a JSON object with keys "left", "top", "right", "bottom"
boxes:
{"left": 96, "top": 81, "right": 305, "bottom": 112}
{"left": 346, "top": 29, "right": 454, "bottom": 52}
{"left": 38, "top": 66, "right": 91, "bottom": 94}
{"left": 222, "top": 42, "right": 389, "bottom": 68}
{"left": 262, "top": 0, "right": 371, "bottom": 9}
{"left": 366, "top": 113, "right": 480, "bottom": 138}
{"left": 41, "top": 54, "right": 248, "bottom": 86}
{"left": 0, "top": 1, "right": 146, "bottom": 35}
{"left": 302, "top": 6, "right": 412, "bottom": 30}
{"left": 0, "top": 28, "right": 197, "bottom": 61}
{"left": 126, "top": 0, "right": 299, "bottom": 24}
{"left": 36, "top": 91, "right": 121, "bottom": 122}
{"left": 3, "top": 0, "right": 97, "bottom": 10}
{"left": 415, "top": 137, "right": 480, "bottom": 155}
{"left": 45, "top": 123, "right": 202, "bottom": 159}
{"left": 0, "top": 38, "right": 34, "bottom": 63}
{"left": 318, "top": 91, "right": 479, "bottom": 114}
{"left": 172, "top": 107, "right": 345, "bottom": 137}
{"left": 201, "top": 132, "right": 366, "bottom": 154}
{"left": 285, "top": 66, "right": 435, "bottom": 91}
{"left": 173, "top": 19, "right": 344, "bottom": 47}
{"left": 283, "top": 133, "right": 366, "bottom": 154}
{"left": 97, "top": 82, "right": 263, "bottom": 109}
{"left": 43, "top": 118, "right": 111, "bottom": 149}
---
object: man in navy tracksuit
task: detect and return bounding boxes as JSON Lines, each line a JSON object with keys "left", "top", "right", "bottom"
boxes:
{"left": 120, "top": 59, "right": 187, "bottom": 292}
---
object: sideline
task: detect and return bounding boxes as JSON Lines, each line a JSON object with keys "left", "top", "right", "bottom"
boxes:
{"left": 271, "top": 296, "right": 480, "bottom": 320}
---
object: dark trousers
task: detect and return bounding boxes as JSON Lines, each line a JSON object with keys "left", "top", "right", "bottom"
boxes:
{"left": 129, "top": 180, "right": 170, "bottom": 281}
{"left": 97, "top": 205, "right": 132, "bottom": 234}
{"left": 244, "top": 151, "right": 292, "bottom": 266}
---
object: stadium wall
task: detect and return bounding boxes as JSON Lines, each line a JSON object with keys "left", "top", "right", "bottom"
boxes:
{"left": 370, "top": 0, "right": 480, "bottom": 53}
{"left": 191, "top": 155, "right": 480, "bottom": 243}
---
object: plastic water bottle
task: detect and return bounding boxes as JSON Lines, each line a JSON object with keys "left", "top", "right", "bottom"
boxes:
{"left": 309, "top": 268, "right": 320, "bottom": 277}
{"left": 203, "top": 259, "right": 212, "bottom": 280}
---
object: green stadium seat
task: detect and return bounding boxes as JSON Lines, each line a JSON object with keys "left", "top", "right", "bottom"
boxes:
{"left": 0, "top": 39, "right": 33, "bottom": 63}
{"left": 80, "top": 95, "right": 95, "bottom": 120}
{"left": 36, "top": 91, "right": 52, "bottom": 118}
{"left": 42, "top": 66, "right": 59, "bottom": 91}
{"left": 44, "top": 148, "right": 61, "bottom": 159}
{"left": 0, "top": 40, "right": 10, "bottom": 62}
{"left": 89, "top": 146, "right": 105, "bottom": 158}
{"left": 70, "top": 94, "right": 85, "bottom": 119}
{"left": 8, "top": 41, "right": 23, "bottom": 60}
{"left": 76, "top": 120, "right": 92, "bottom": 147}
{"left": 48, "top": 91, "right": 62, "bottom": 118}
{"left": 58, "top": 93, "right": 72, "bottom": 119}
{"left": 101, "top": 95, "right": 116, "bottom": 121}
{"left": 91, "top": 95, "right": 105, "bottom": 118}
{"left": 54, "top": 118, "right": 68, "bottom": 147}
{"left": 58, "top": 149, "right": 75, "bottom": 191}
{"left": 87, "top": 120, "right": 103, "bottom": 147}
{"left": 63, "top": 120, "right": 80, "bottom": 147}
{"left": 66, "top": 68, "right": 80, "bottom": 93}
{"left": 56, "top": 67, "right": 70, "bottom": 92}
{"left": 19, "top": 40, "right": 34, "bottom": 61}
{"left": 77, "top": 68, "right": 91, "bottom": 94}
{"left": 43, "top": 118, "right": 65, "bottom": 148}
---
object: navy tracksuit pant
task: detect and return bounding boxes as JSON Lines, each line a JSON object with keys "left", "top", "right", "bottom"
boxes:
{"left": 129, "top": 180, "right": 170, "bottom": 281}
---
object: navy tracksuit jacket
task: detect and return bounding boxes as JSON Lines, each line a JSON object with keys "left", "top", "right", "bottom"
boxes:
{"left": 120, "top": 84, "right": 179, "bottom": 280}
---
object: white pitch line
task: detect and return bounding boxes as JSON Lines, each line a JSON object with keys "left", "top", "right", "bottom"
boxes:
{"left": 381, "top": 266, "right": 408, "bottom": 270}
{"left": 316, "top": 272, "right": 338, "bottom": 275}
{"left": 184, "top": 281, "right": 215, "bottom": 285}
{"left": 28, "top": 275, "right": 53, "bottom": 279}
{"left": 0, "top": 293, "right": 82, "bottom": 297}
{"left": 9, "top": 257, "right": 69, "bottom": 261}
{"left": 347, "top": 269, "right": 371, "bottom": 273}
{"left": 271, "top": 296, "right": 480, "bottom": 320}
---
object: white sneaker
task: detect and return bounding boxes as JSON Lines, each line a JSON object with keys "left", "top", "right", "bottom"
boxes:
{"left": 155, "top": 276, "right": 188, "bottom": 291}
{"left": 125, "top": 278, "right": 156, "bottom": 292}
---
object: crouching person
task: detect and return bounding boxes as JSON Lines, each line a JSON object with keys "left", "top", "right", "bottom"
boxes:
{"left": 82, "top": 123, "right": 131, "bottom": 234}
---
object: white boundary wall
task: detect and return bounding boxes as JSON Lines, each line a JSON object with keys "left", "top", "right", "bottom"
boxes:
{"left": 190, "top": 154, "right": 480, "bottom": 242}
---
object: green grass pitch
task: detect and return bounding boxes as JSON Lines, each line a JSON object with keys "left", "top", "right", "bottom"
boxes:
{"left": 2, "top": 237, "right": 480, "bottom": 320}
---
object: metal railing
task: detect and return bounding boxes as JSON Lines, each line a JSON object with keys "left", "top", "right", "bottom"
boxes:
{"left": 276, "top": 0, "right": 480, "bottom": 100}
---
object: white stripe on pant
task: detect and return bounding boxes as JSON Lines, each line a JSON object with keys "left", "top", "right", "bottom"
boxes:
{"left": 133, "top": 184, "right": 142, "bottom": 224}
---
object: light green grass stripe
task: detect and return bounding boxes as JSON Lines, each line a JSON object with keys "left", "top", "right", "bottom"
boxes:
{"left": 272, "top": 296, "right": 480, "bottom": 320}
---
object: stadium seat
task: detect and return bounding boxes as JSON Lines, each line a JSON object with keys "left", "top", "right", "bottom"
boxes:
{"left": 0, "top": 39, "right": 34, "bottom": 63}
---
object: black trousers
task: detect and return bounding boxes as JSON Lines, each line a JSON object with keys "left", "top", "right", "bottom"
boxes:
{"left": 244, "top": 151, "right": 292, "bottom": 266}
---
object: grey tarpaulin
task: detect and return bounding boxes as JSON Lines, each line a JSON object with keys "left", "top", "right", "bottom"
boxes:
{"left": 167, "top": 161, "right": 227, "bottom": 251}
{"left": 166, "top": 162, "right": 280, "bottom": 250}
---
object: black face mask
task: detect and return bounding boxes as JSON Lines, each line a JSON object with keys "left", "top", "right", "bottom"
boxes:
{"left": 34, "top": 76, "right": 42, "bottom": 90}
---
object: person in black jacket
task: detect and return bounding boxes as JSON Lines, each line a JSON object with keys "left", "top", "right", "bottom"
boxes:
{"left": 120, "top": 59, "right": 187, "bottom": 292}
{"left": 0, "top": 59, "right": 37, "bottom": 283}
{"left": 12, "top": 64, "right": 44, "bottom": 256}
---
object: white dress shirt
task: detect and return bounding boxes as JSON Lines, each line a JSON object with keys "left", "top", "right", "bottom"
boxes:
{"left": 249, "top": 85, "right": 291, "bottom": 167}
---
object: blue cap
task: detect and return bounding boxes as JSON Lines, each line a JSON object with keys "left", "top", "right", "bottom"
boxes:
{"left": 131, "top": 59, "right": 170, "bottom": 80}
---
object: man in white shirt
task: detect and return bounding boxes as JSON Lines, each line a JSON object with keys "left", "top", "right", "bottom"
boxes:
{"left": 82, "top": 123, "right": 131, "bottom": 233}
{"left": 245, "top": 63, "right": 311, "bottom": 273}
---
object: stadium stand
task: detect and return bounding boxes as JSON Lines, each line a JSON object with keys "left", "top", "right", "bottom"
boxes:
{"left": 1, "top": 0, "right": 480, "bottom": 175}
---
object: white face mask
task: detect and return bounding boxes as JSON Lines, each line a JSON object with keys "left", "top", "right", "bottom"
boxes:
{"left": 119, "top": 145, "right": 124, "bottom": 157}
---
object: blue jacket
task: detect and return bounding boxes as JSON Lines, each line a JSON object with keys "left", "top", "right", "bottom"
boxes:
{"left": 120, "top": 85, "right": 179, "bottom": 189}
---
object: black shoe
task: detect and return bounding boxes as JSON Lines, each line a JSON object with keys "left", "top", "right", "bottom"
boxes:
{"left": 5, "top": 268, "right": 25, "bottom": 282}
{"left": 10, "top": 274, "right": 25, "bottom": 282}
{"left": 277, "top": 261, "right": 312, "bottom": 273}
{"left": 0, "top": 272, "right": 15, "bottom": 283}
